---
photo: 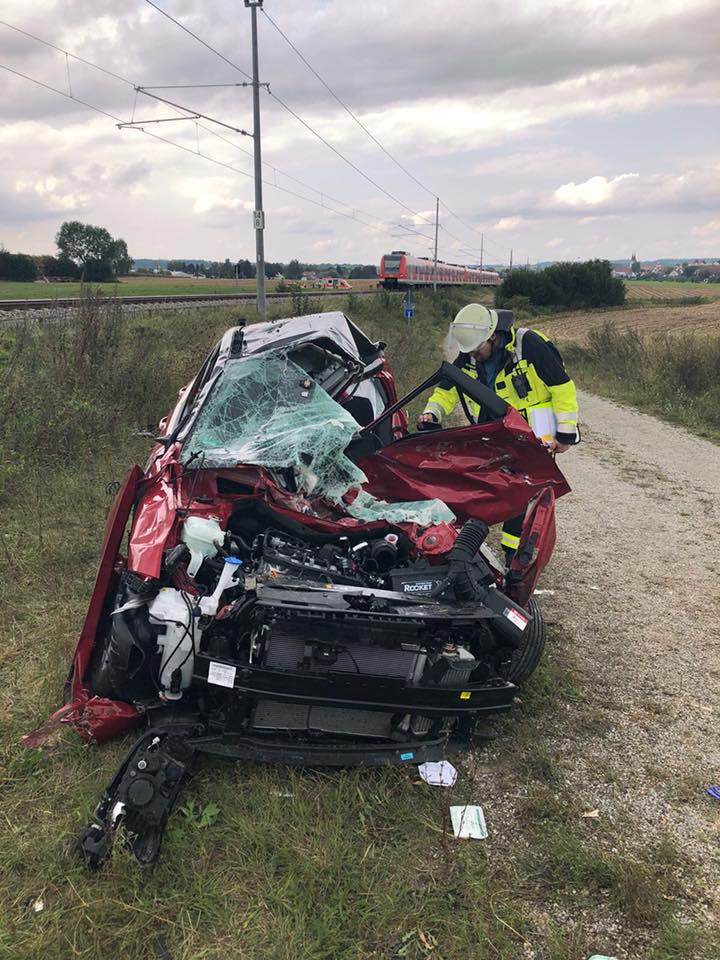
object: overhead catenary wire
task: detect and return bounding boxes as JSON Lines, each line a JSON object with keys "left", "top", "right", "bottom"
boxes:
{"left": 3, "top": 14, "right": 513, "bottom": 266}
{"left": 259, "top": 7, "right": 512, "bottom": 260}
{"left": 140, "top": 3, "right": 503, "bottom": 262}
{"left": 143, "top": 0, "right": 252, "bottom": 81}
{"left": 0, "top": 20, "right": 439, "bottom": 249}
{"left": 142, "top": 0, "right": 441, "bottom": 230}
{"left": 0, "top": 61, "right": 437, "bottom": 251}
{"left": 260, "top": 7, "right": 435, "bottom": 202}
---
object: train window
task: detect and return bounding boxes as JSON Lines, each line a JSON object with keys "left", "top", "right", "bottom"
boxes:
{"left": 383, "top": 255, "right": 401, "bottom": 273}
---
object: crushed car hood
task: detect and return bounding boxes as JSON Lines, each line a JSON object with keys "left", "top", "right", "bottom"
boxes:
{"left": 358, "top": 407, "right": 570, "bottom": 525}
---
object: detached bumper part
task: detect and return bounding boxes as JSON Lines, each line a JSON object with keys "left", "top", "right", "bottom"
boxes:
{"left": 79, "top": 727, "right": 196, "bottom": 868}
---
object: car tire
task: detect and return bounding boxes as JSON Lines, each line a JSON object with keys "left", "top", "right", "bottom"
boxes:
{"left": 87, "top": 624, "right": 121, "bottom": 699}
{"left": 506, "top": 597, "right": 545, "bottom": 685}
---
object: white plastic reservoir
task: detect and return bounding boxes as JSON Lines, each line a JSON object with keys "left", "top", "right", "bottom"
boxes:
{"left": 148, "top": 588, "right": 198, "bottom": 700}
{"left": 181, "top": 515, "right": 224, "bottom": 576}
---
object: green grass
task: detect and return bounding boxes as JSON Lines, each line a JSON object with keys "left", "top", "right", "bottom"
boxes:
{"left": 0, "top": 290, "right": 712, "bottom": 959}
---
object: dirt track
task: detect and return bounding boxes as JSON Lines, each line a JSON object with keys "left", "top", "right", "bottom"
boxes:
{"left": 534, "top": 388, "right": 719, "bottom": 949}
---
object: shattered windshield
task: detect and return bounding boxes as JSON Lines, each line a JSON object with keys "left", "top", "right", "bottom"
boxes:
{"left": 180, "top": 352, "right": 454, "bottom": 526}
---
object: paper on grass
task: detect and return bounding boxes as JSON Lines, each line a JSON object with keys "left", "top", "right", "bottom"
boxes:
{"left": 418, "top": 761, "right": 458, "bottom": 787}
{"left": 449, "top": 805, "right": 488, "bottom": 839}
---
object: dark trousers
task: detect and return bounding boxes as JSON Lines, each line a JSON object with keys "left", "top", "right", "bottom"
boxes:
{"left": 501, "top": 513, "right": 523, "bottom": 558}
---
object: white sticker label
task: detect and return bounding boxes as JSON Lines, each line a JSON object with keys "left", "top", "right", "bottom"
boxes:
{"left": 503, "top": 607, "right": 528, "bottom": 630}
{"left": 207, "top": 661, "right": 237, "bottom": 688}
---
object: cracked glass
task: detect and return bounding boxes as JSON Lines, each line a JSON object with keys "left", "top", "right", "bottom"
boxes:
{"left": 180, "top": 353, "right": 454, "bottom": 526}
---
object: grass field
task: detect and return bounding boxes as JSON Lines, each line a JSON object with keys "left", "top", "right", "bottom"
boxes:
{"left": 624, "top": 279, "right": 720, "bottom": 301}
{"left": 0, "top": 276, "right": 381, "bottom": 300}
{"left": 0, "top": 290, "right": 712, "bottom": 959}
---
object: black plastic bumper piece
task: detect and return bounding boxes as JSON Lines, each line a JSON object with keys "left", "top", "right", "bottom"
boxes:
{"left": 193, "top": 655, "right": 516, "bottom": 715}
{"left": 78, "top": 725, "right": 197, "bottom": 869}
{"left": 188, "top": 730, "right": 450, "bottom": 766}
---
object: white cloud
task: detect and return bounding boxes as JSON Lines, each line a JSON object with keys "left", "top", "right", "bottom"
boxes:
{"left": 0, "top": 1, "right": 718, "bottom": 261}
{"left": 554, "top": 174, "right": 640, "bottom": 208}
{"left": 493, "top": 216, "right": 526, "bottom": 231}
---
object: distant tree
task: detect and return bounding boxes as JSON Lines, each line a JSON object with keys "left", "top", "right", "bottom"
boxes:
{"left": 335, "top": 264, "right": 345, "bottom": 277}
{"left": 55, "top": 220, "right": 132, "bottom": 280}
{"left": 110, "top": 238, "right": 133, "bottom": 276}
{"left": 349, "top": 264, "right": 377, "bottom": 279}
{"left": 285, "top": 259, "right": 303, "bottom": 280}
{"left": 236, "top": 258, "right": 255, "bottom": 279}
{"left": 264, "top": 261, "right": 284, "bottom": 279}
{"left": 0, "top": 251, "right": 38, "bottom": 281}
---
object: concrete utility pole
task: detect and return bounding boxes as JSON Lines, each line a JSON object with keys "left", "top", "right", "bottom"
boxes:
{"left": 509, "top": 248, "right": 513, "bottom": 270}
{"left": 245, "top": 0, "right": 266, "bottom": 317}
{"left": 433, "top": 196, "right": 439, "bottom": 293}
{"left": 479, "top": 233, "right": 484, "bottom": 274}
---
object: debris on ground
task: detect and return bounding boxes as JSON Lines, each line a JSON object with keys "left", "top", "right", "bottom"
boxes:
{"left": 449, "top": 804, "right": 488, "bottom": 839}
{"left": 417, "top": 761, "right": 458, "bottom": 787}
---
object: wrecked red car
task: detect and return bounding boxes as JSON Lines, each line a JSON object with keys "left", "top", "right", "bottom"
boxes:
{"left": 44, "top": 311, "right": 569, "bottom": 866}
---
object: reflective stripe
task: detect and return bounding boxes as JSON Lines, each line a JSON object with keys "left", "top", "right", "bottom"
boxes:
{"left": 501, "top": 532, "right": 521, "bottom": 549}
{"left": 556, "top": 411, "right": 578, "bottom": 426}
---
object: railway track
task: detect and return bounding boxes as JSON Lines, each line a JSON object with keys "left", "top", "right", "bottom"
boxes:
{"left": 0, "top": 289, "right": 379, "bottom": 312}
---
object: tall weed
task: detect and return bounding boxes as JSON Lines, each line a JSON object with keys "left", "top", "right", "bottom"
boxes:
{"left": 563, "top": 321, "right": 720, "bottom": 439}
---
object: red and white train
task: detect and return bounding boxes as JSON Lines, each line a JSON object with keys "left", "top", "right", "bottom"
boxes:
{"left": 379, "top": 251, "right": 501, "bottom": 289}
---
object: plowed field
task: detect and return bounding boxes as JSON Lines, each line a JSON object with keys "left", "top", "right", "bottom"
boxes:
{"left": 540, "top": 298, "right": 720, "bottom": 344}
{"left": 625, "top": 280, "right": 720, "bottom": 300}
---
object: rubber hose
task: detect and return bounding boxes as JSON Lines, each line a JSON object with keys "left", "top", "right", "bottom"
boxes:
{"left": 447, "top": 520, "right": 490, "bottom": 600}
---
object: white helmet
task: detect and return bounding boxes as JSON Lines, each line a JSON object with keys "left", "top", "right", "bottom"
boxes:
{"left": 449, "top": 303, "right": 498, "bottom": 352}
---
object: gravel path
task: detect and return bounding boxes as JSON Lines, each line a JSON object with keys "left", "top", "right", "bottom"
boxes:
{"left": 540, "top": 388, "right": 720, "bottom": 941}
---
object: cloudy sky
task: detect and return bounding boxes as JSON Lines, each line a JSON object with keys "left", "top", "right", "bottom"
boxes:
{"left": 1, "top": 0, "right": 719, "bottom": 266}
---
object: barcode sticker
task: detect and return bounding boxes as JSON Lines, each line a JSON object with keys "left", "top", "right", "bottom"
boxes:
{"left": 207, "top": 661, "right": 237, "bottom": 688}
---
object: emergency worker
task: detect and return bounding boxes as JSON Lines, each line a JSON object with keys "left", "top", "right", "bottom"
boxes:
{"left": 417, "top": 303, "right": 579, "bottom": 566}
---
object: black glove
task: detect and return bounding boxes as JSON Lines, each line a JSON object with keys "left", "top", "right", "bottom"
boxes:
{"left": 417, "top": 413, "right": 441, "bottom": 432}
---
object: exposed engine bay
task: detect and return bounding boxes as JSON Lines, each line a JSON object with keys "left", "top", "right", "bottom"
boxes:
{"left": 94, "top": 511, "right": 537, "bottom": 729}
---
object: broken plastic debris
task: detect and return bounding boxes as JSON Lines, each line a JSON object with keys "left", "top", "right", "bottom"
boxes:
{"left": 32, "top": 897, "right": 44, "bottom": 913}
{"left": 418, "top": 761, "right": 458, "bottom": 787}
{"left": 588, "top": 956, "right": 619, "bottom": 960}
{"left": 181, "top": 352, "right": 454, "bottom": 527}
{"left": 449, "top": 805, "right": 488, "bottom": 839}
{"left": 705, "top": 785, "right": 720, "bottom": 800}
{"left": 582, "top": 808, "right": 601, "bottom": 819}
{"left": 533, "top": 589, "right": 555, "bottom": 596}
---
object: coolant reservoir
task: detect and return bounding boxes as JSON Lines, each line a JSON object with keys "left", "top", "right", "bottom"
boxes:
{"left": 181, "top": 515, "right": 224, "bottom": 576}
{"left": 148, "top": 588, "right": 197, "bottom": 700}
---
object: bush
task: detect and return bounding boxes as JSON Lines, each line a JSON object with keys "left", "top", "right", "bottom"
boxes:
{"left": 82, "top": 258, "right": 116, "bottom": 282}
{"left": 0, "top": 251, "right": 38, "bottom": 282}
{"left": 40, "top": 255, "right": 79, "bottom": 280}
{"left": 497, "top": 260, "right": 625, "bottom": 310}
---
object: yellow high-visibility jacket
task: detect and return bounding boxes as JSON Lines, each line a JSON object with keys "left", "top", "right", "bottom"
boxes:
{"left": 424, "top": 326, "right": 579, "bottom": 443}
